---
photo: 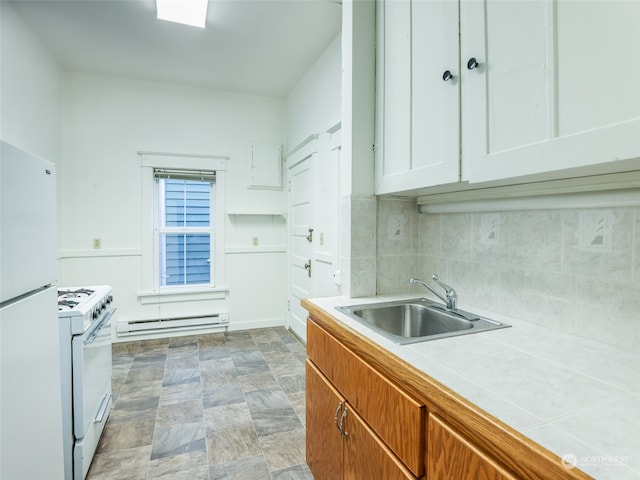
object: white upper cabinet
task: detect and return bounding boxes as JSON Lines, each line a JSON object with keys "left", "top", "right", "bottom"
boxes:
{"left": 375, "top": 0, "right": 460, "bottom": 195}
{"left": 461, "top": 0, "right": 550, "bottom": 182}
{"left": 463, "top": 0, "right": 640, "bottom": 183}
{"left": 376, "top": 0, "right": 640, "bottom": 195}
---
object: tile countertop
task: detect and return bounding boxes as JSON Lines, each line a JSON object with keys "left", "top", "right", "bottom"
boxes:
{"left": 304, "top": 294, "right": 640, "bottom": 480}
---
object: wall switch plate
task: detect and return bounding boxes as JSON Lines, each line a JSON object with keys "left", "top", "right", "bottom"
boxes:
{"left": 93, "top": 238, "right": 101, "bottom": 249}
{"left": 252, "top": 236, "right": 259, "bottom": 247}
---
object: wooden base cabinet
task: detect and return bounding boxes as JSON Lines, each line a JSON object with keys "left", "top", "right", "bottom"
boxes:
{"left": 306, "top": 360, "right": 416, "bottom": 480}
{"left": 427, "top": 414, "right": 518, "bottom": 480}
{"left": 306, "top": 360, "right": 344, "bottom": 480}
{"left": 303, "top": 304, "right": 594, "bottom": 480}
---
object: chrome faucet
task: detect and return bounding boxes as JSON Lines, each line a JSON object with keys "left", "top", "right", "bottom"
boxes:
{"left": 410, "top": 275, "right": 458, "bottom": 311}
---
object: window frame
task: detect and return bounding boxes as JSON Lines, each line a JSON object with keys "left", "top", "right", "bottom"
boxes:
{"left": 155, "top": 176, "right": 214, "bottom": 289}
{"left": 140, "top": 153, "right": 227, "bottom": 297}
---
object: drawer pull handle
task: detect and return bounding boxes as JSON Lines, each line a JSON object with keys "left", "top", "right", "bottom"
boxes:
{"left": 334, "top": 402, "right": 343, "bottom": 433}
{"left": 339, "top": 407, "right": 349, "bottom": 438}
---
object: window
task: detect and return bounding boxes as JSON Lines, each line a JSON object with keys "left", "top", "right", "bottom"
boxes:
{"left": 155, "top": 171, "right": 214, "bottom": 287}
{"left": 140, "top": 153, "right": 227, "bottom": 297}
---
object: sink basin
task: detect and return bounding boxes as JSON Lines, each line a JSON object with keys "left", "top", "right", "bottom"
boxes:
{"left": 336, "top": 298, "right": 509, "bottom": 345}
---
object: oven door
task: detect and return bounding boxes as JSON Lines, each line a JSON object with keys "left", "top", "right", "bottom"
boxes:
{"left": 72, "top": 307, "right": 115, "bottom": 440}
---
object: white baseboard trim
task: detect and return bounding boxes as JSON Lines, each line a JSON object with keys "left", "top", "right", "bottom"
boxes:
{"left": 226, "top": 317, "right": 286, "bottom": 332}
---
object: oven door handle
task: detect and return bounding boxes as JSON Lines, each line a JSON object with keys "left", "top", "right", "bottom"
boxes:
{"left": 94, "top": 393, "right": 111, "bottom": 424}
{"left": 84, "top": 307, "right": 115, "bottom": 345}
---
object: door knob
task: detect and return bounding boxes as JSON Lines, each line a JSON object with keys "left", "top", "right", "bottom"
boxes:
{"left": 442, "top": 70, "right": 454, "bottom": 82}
{"left": 467, "top": 57, "right": 479, "bottom": 70}
{"left": 306, "top": 228, "right": 313, "bottom": 242}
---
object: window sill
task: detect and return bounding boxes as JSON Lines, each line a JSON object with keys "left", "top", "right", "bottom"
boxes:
{"left": 138, "top": 287, "right": 229, "bottom": 304}
{"left": 227, "top": 211, "right": 286, "bottom": 217}
{"left": 226, "top": 245, "right": 286, "bottom": 254}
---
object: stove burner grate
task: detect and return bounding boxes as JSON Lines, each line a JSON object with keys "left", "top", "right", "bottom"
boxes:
{"left": 58, "top": 300, "right": 80, "bottom": 308}
{"left": 58, "top": 288, "right": 95, "bottom": 298}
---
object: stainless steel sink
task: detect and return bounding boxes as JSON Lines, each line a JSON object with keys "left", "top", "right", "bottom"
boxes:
{"left": 336, "top": 298, "right": 510, "bottom": 345}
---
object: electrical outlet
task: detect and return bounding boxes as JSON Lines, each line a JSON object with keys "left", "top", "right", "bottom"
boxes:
{"left": 93, "top": 238, "right": 101, "bottom": 249}
{"left": 252, "top": 236, "right": 259, "bottom": 247}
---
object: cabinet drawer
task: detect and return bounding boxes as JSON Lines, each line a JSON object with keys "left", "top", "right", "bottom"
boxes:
{"left": 308, "top": 318, "right": 426, "bottom": 477}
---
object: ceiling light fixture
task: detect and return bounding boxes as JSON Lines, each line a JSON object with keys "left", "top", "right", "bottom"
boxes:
{"left": 156, "top": 0, "right": 208, "bottom": 28}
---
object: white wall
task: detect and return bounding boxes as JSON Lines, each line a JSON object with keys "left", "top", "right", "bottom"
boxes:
{"left": 59, "top": 72, "right": 288, "bottom": 336}
{"left": 285, "top": 34, "right": 341, "bottom": 150}
{"left": 0, "top": 1, "right": 61, "bottom": 162}
{"left": 338, "top": 0, "right": 377, "bottom": 297}
{"left": 283, "top": 31, "right": 344, "bottom": 314}
{"left": 2, "top": 1, "right": 343, "bottom": 340}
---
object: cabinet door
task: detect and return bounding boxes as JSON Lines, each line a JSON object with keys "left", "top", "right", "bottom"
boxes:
{"left": 307, "top": 319, "right": 425, "bottom": 477}
{"left": 306, "top": 360, "right": 344, "bottom": 480}
{"left": 463, "top": 0, "right": 640, "bottom": 183}
{"left": 375, "top": 0, "right": 411, "bottom": 194}
{"left": 461, "top": 0, "right": 552, "bottom": 182}
{"left": 376, "top": 0, "right": 460, "bottom": 195}
{"left": 428, "top": 414, "right": 518, "bottom": 480}
{"left": 411, "top": 0, "right": 460, "bottom": 188}
{"left": 344, "top": 404, "right": 416, "bottom": 480}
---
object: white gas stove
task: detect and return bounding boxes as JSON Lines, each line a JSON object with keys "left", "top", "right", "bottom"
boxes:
{"left": 58, "top": 285, "right": 115, "bottom": 480}
{"left": 58, "top": 286, "right": 114, "bottom": 333}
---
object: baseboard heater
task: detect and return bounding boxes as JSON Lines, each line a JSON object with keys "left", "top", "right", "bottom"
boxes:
{"left": 117, "top": 313, "right": 229, "bottom": 336}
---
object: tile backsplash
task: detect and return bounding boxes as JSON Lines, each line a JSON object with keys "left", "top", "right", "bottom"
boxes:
{"left": 377, "top": 197, "right": 640, "bottom": 352}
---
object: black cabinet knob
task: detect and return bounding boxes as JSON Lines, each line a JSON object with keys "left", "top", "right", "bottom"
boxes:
{"left": 467, "top": 57, "right": 479, "bottom": 70}
{"left": 442, "top": 70, "right": 454, "bottom": 81}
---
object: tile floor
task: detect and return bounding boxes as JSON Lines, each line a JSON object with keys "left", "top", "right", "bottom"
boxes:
{"left": 87, "top": 327, "right": 313, "bottom": 480}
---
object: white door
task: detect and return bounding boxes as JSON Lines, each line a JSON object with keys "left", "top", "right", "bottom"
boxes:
{"left": 287, "top": 131, "right": 342, "bottom": 341}
{"left": 287, "top": 145, "right": 316, "bottom": 341}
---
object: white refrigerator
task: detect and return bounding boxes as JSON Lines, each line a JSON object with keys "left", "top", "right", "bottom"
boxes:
{"left": 0, "top": 141, "right": 65, "bottom": 479}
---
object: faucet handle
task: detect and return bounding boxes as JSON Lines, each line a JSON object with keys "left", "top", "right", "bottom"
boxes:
{"left": 432, "top": 274, "right": 457, "bottom": 310}
{"left": 431, "top": 274, "right": 452, "bottom": 293}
